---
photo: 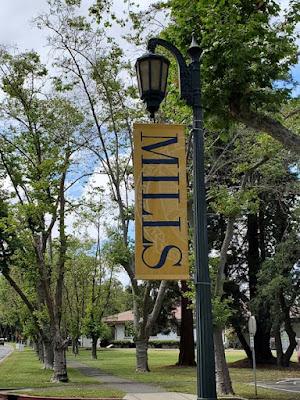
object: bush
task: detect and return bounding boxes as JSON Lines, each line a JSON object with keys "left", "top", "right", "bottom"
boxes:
{"left": 149, "top": 340, "right": 179, "bottom": 349}
{"left": 110, "top": 339, "right": 179, "bottom": 349}
{"left": 111, "top": 340, "right": 135, "bottom": 348}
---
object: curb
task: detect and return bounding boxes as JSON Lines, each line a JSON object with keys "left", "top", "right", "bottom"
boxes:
{"left": 0, "top": 395, "right": 122, "bottom": 400}
{"left": 218, "top": 397, "right": 248, "bottom": 400}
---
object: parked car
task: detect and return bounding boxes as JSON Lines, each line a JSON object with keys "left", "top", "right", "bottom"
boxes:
{"left": 0, "top": 338, "right": 5, "bottom": 345}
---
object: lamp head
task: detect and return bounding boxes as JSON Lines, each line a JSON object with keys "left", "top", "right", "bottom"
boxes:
{"left": 135, "top": 51, "right": 170, "bottom": 119}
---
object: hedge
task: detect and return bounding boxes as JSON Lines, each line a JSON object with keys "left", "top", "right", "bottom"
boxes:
{"left": 110, "top": 339, "right": 180, "bottom": 349}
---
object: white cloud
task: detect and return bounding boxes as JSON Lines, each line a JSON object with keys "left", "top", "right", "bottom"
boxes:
{"left": 0, "top": 0, "right": 155, "bottom": 63}
{"left": 0, "top": 0, "right": 49, "bottom": 61}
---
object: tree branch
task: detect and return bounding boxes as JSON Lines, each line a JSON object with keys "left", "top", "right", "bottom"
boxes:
{"left": 146, "top": 280, "right": 168, "bottom": 336}
{"left": 235, "top": 109, "right": 300, "bottom": 153}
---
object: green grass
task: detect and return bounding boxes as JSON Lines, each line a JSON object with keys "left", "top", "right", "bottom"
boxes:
{"left": 69, "top": 348, "right": 300, "bottom": 400}
{"left": 0, "top": 347, "right": 123, "bottom": 398}
{"left": 3, "top": 346, "right": 300, "bottom": 399}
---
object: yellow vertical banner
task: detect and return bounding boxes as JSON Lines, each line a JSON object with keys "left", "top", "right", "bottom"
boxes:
{"left": 134, "top": 123, "right": 189, "bottom": 280}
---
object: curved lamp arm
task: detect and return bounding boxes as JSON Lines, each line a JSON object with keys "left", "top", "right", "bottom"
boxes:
{"left": 147, "top": 38, "right": 193, "bottom": 106}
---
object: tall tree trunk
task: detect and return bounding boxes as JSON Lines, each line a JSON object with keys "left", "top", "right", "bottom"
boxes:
{"left": 91, "top": 336, "right": 98, "bottom": 360}
{"left": 254, "top": 309, "right": 274, "bottom": 363}
{"left": 135, "top": 338, "right": 150, "bottom": 372}
{"left": 248, "top": 213, "right": 260, "bottom": 298}
{"left": 52, "top": 335, "right": 68, "bottom": 383}
{"left": 214, "top": 217, "right": 235, "bottom": 395}
{"left": 35, "top": 337, "right": 44, "bottom": 363}
{"left": 214, "top": 327, "right": 234, "bottom": 395}
{"left": 51, "top": 168, "right": 69, "bottom": 382}
{"left": 72, "top": 337, "right": 79, "bottom": 356}
{"left": 280, "top": 291, "right": 297, "bottom": 367}
{"left": 234, "top": 325, "right": 252, "bottom": 360}
{"left": 43, "top": 338, "right": 54, "bottom": 369}
{"left": 133, "top": 280, "right": 168, "bottom": 372}
{"left": 274, "top": 324, "right": 283, "bottom": 367}
{"left": 177, "top": 281, "right": 196, "bottom": 366}
{"left": 247, "top": 213, "right": 274, "bottom": 364}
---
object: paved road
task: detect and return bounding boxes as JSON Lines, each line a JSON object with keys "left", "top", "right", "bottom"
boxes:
{"left": 257, "top": 378, "right": 300, "bottom": 394}
{"left": 0, "top": 344, "right": 13, "bottom": 362}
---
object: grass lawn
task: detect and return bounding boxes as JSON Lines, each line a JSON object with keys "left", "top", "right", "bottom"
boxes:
{"left": 3, "top": 345, "right": 300, "bottom": 399}
{"left": 0, "top": 346, "right": 123, "bottom": 398}
{"left": 69, "top": 348, "right": 300, "bottom": 400}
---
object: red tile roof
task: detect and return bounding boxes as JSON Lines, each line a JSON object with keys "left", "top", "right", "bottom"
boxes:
{"left": 103, "top": 310, "right": 134, "bottom": 324}
{"left": 103, "top": 306, "right": 181, "bottom": 324}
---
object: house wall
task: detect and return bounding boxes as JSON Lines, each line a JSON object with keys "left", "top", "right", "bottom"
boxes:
{"left": 279, "top": 323, "right": 300, "bottom": 351}
{"left": 115, "top": 324, "right": 126, "bottom": 340}
{"left": 79, "top": 336, "right": 99, "bottom": 348}
{"left": 293, "top": 322, "right": 300, "bottom": 338}
{"left": 113, "top": 322, "right": 181, "bottom": 341}
{"left": 150, "top": 330, "right": 179, "bottom": 341}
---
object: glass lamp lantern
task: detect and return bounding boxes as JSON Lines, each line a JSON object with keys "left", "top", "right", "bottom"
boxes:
{"left": 135, "top": 51, "right": 170, "bottom": 119}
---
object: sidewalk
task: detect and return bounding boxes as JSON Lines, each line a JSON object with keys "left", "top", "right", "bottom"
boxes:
{"left": 68, "top": 360, "right": 245, "bottom": 400}
{"left": 0, "top": 344, "right": 13, "bottom": 364}
{"left": 68, "top": 360, "right": 165, "bottom": 394}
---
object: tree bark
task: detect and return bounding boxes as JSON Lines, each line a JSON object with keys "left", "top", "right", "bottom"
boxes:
{"left": 213, "top": 217, "right": 235, "bottom": 395}
{"left": 214, "top": 327, "right": 234, "bottom": 395}
{"left": 51, "top": 167, "right": 69, "bottom": 382}
{"left": 254, "top": 320, "right": 274, "bottom": 364}
{"left": 135, "top": 338, "right": 150, "bottom": 372}
{"left": 247, "top": 213, "right": 274, "bottom": 364}
{"left": 234, "top": 325, "right": 252, "bottom": 360}
{"left": 91, "top": 336, "right": 98, "bottom": 360}
{"left": 132, "top": 280, "right": 168, "bottom": 372}
{"left": 43, "top": 338, "right": 54, "bottom": 369}
{"left": 280, "top": 291, "right": 297, "bottom": 367}
{"left": 177, "top": 281, "right": 196, "bottom": 366}
{"left": 35, "top": 337, "right": 44, "bottom": 363}
{"left": 274, "top": 325, "right": 283, "bottom": 367}
{"left": 52, "top": 336, "right": 68, "bottom": 383}
{"left": 72, "top": 337, "right": 79, "bottom": 356}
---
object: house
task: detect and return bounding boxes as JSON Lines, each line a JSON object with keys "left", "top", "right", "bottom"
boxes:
{"left": 103, "top": 308, "right": 182, "bottom": 341}
{"left": 97, "top": 307, "right": 300, "bottom": 351}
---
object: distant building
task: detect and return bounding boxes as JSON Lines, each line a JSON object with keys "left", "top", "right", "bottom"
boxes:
{"left": 103, "top": 309, "right": 181, "bottom": 341}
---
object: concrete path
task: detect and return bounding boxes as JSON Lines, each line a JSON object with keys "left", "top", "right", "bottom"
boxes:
{"left": 257, "top": 378, "right": 300, "bottom": 394}
{"left": 0, "top": 344, "right": 13, "bottom": 364}
{"left": 124, "top": 393, "right": 196, "bottom": 400}
{"left": 68, "top": 360, "right": 245, "bottom": 400}
{"left": 68, "top": 360, "right": 165, "bottom": 394}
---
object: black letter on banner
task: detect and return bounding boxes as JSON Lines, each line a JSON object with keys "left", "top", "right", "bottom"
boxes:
{"left": 141, "top": 135, "right": 178, "bottom": 165}
{"left": 143, "top": 219, "right": 181, "bottom": 228}
{"left": 142, "top": 245, "right": 183, "bottom": 269}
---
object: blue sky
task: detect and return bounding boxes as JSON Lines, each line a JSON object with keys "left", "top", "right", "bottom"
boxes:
{"left": 0, "top": 0, "right": 298, "bottom": 203}
{"left": 291, "top": 65, "right": 300, "bottom": 96}
{"left": 0, "top": 0, "right": 298, "bottom": 287}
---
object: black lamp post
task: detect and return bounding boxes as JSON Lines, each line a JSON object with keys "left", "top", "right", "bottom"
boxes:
{"left": 136, "top": 36, "right": 217, "bottom": 400}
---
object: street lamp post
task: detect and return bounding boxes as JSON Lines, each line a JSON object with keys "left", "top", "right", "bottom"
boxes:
{"left": 136, "top": 36, "right": 217, "bottom": 400}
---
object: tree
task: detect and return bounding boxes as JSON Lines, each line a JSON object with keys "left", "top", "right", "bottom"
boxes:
{"left": 37, "top": 0, "right": 170, "bottom": 372}
{"left": 224, "top": 147, "right": 299, "bottom": 360}
{"left": 64, "top": 239, "right": 91, "bottom": 356}
{"left": 176, "top": 281, "right": 196, "bottom": 366}
{"left": 256, "top": 234, "right": 300, "bottom": 366}
{"left": 142, "top": 0, "right": 300, "bottom": 152}
{"left": 0, "top": 275, "right": 28, "bottom": 342}
{"left": 0, "top": 48, "right": 84, "bottom": 381}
